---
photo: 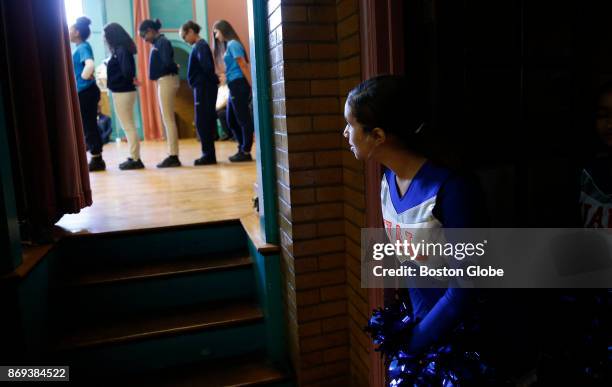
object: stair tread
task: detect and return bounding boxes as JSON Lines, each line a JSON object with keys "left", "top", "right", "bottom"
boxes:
{"left": 58, "top": 301, "right": 263, "bottom": 351}
{"left": 133, "top": 355, "right": 290, "bottom": 387}
{"left": 63, "top": 252, "right": 252, "bottom": 286}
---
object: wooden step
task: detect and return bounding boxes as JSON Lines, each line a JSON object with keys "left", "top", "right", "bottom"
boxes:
{"left": 57, "top": 301, "right": 263, "bottom": 351}
{"left": 61, "top": 252, "right": 252, "bottom": 287}
{"left": 129, "top": 355, "right": 291, "bottom": 387}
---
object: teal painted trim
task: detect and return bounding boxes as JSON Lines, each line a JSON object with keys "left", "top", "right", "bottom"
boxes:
{"left": 0, "top": 80, "right": 22, "bottom": 272}
{"left": 247, "top": 0, "right": 279, "bottom": 244}
{"left": 199, "top": 0, "right": 209, "bottom": 42}
{"left": 18, "top": 253, "right": 51, "bottom": 355}
{"left": 248, "top": 240, "right": 288, "bottom": 369}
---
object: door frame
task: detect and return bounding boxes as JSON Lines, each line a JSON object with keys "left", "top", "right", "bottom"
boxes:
{"left": 247, "top": 0, "right": 278, "bottom": 244}
{"left": 359, "top": 1, "right": 405, "bottom": 386}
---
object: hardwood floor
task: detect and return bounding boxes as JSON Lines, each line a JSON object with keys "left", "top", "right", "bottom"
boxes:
{"left": 56, "top": 139, "right": 257, "bottom": 234}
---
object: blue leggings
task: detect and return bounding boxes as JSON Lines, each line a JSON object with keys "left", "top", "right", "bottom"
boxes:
{"left": 227, "top": 77, "right": 254, "bottom": 153}
{"left": 194, "top": 84, "right": 218, "bottom": 159}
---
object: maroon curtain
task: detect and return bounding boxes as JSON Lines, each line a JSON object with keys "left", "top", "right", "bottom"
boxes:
{"left": 1, "top": 0, "right": 92, "bottom": 230}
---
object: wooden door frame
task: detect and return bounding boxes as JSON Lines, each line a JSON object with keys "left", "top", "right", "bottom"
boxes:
{"left": 359, "top": 1, "right": 405, "bottom": 386}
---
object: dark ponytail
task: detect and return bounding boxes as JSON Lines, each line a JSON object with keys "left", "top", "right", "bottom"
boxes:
{"left": 139, "top": 18, "right": 162, "bottom": 34}
{"left": 347, "top": 75, "right": 427, "bottom": 153}
{"left": 73, "top": 16, "right": 92, "bottom": 41}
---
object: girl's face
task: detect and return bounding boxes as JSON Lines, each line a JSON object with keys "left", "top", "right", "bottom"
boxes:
{"left": 596, "top": 91, "right": 612, "bottom": 147}
{"left": 69, "top": 26, "right": 79, "bottom": 43}
{"left": 180, "top": 28, "right": 197, "bottom": 45}
{"left": 140, "top": 28, "right": 156, "bottom": 44}
{"left": 213, "top": 29, "right": 225, "bottom": 42}
{"left": 343, "top": 101, "right": 377, "bottom": 160}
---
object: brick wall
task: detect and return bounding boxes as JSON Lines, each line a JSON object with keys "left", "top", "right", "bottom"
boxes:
{"left": 267, "top": 0, "right": 370, "bottom": 385}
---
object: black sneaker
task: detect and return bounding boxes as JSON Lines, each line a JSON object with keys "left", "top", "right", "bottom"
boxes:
{"left": 194, "top": 155, "right": 217, "bottom": 166}
{"left": 157, "top": 155, "right": 182, "bottom": 168}
{"left": 119, "top": 158, "right": 145, "bottom": 170}
{"left": 88, "top": 156, "right": 106, "bottom": 172}
{"left": 229, "top": 151, "right": 253, "bottom": 162}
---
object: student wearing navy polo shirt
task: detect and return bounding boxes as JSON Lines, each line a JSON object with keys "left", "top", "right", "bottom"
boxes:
{"left": 139, "top": 19, "right": 182, "bottom": 168}
{"left": 103, "top": 22, "right": 144, "bottom": 170}
{"left": 70, "top": 16, "right": 105, "bottom": 172}
{"left": 212, "top": 20, "right": 254, "bottom": 162}
{"left": 180, "top": 20, "right": 219, "bottom": 165}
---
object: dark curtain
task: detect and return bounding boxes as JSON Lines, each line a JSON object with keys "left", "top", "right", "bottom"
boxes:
{"left": 0, "top": 0, "right": 92, "bottom": 235}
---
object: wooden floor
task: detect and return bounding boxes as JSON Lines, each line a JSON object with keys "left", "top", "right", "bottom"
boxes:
{"left": 56, "top": 139, "right": 256, "bottom": 235}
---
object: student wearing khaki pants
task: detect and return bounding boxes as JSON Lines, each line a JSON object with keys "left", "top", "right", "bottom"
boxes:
{"left": 139, "top": 18, "right": 182, "bottom": 168}
{"left": 103, "top": 22, "right": 144, "bottom": 170}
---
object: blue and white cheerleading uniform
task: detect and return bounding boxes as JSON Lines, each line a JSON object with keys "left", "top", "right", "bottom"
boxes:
{"left": 380, "top": 160, "right": 486, "bottom": 353}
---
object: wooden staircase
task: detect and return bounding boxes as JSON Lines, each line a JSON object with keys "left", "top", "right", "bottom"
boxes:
{"left": 48, "top": 221, "right": 291, "bottom": 386}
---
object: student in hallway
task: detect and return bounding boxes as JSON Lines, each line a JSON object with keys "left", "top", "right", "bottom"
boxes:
{"left": 180, "top": 20, "right": 219, "bottom": 165}
{"left": 212, "top": 20, "right": 254, "bottom": 162}
{"left": 70, "top": 16, "right": 105, "bottom": 172}
{"left": 103, "top": 22, "right": 144, "bottom": 170}
{"left": 139, "top": 19, "right": 181, "bottom": 168}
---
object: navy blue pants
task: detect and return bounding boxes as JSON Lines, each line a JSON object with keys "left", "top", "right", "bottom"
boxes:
{"left": 227, "top": 78, "right": 254, "bottom": 153}
{"left": 194, "top": 84, "right": 218, "bottom": 159}
{"left": 78, "top": 84, "right": 102, "bottom": 155}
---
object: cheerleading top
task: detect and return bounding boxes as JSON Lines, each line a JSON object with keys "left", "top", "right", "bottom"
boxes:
{"left": 380, "top": 160, "right": 487, "bottom": 353}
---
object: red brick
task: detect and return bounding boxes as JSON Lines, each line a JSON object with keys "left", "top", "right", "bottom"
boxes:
{"left": 311, "top": 79, "right": 339, "bottom": 96}
{"left": 283, "top": 5, "right": 308, "bottom": 22}
{"left": 313, "top": 117, "right": 344, "bottom": 135}
{"left": 286, "top": 115, "right": 313, "bottom": 133}
{"left": 295, "top": 269, "right": 346, "bottom": 290}
{"left": 293, "top": 235, "right": 344, "bottom": 257}
{"left": 288, "top": 152, "right": 315, "bottom": 169}
{"left": 339, "top": 76, "right": 360, "bottom": 96}
{"left": 316, "top": 186, "right": 343, "bottom": 202}
{"left": 342, "top": 167, "right": 364, "bottom": 190}
{"left": 283, "top": 43, "right": 309, "bottom": 60}
{"left": 290, "top": 188, "right": 315, "bottom": 205}
{"left": 301, "top": 350, "right": 325, "bottom": 368}
{"left": 321, "top": 284, "right": 347, "bottom": 301}
{"left": 285, "top": 80, "right": 310, "bottom": 97}
{"left": 344, "top": 203, "right": 366, "bottom": 226}
{"left": 339, "top": 32, "right": 360, "bottom": 58}
{"left": 337, "top": 13, "right": 359, "bottom": 39}
{"left": 296, "top": 288, "right": 320, "bottom": 305}
{"left": 283, "top": 24, "right": 336, "bottom": 42}
{"left": 309, "top": 43, "right": 338, "bottom": 60}
{"left": 286, "top": 97, "right": 339, "bottom": 115}
{"left": 296, "top": 202, "right": 343, "bottom": 222}
{"left": 344, "top": 186, "right": 365, "bottom": 209}
{"left": 317, "top": 220, "right": 344, "bottom": 237}
{"left": 337, "top": 0, "right": 358, "bottom": 21}
{"left": 315, "top": 150, "right": 342, "bottom": 166}
{"left": 324, "top": 345, "right": 350, "bottom": 362}
{"left": 339, "top": 56, "right": 361, "bottom": 77}
{"left": 301, "top": 360, "right": 349, "bottom": 384}
{"left": 318, "top": 252, "right": 345, "bottom": 270}
{"left": 322, "top": 315, "right": 349, "bottom": 332}
{"left": 300, "top": 330, "right": 349, "bottom": 352}
{"left": 300, "top": 321, "right": 323, "bottom": 339}
{"left": 308, "top": 5, "right": 336, "bottom": 22}
{"left": 293, "top": 222, "right": 318, "bottom": 240}
{"left": 288, "top": 132, "right": 341, "bottom": 151}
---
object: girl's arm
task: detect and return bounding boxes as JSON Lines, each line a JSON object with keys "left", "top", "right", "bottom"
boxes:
{"left": 81, "top": 59, "right": 95, "bottom": 80}
{"left": 236, "top": 57, "right": 251, "bottom": 86}
{"left": 407, "top": 288, "right": 472, "bottom": 353}
{"left": 119, "top": 49, "right": 136, "bottom": 81}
